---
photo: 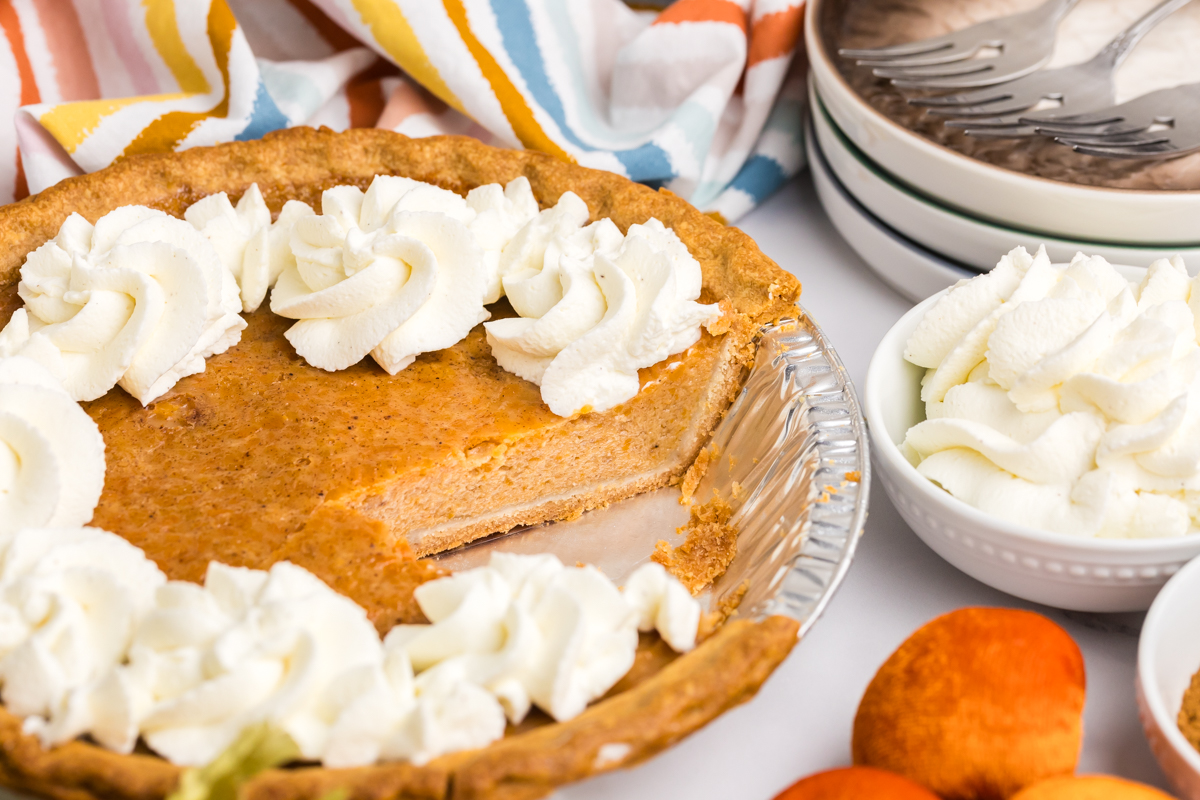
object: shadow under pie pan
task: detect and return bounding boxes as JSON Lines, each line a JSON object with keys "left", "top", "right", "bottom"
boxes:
{"left": 0, "top": 129, "right": 868, "bottom": 800}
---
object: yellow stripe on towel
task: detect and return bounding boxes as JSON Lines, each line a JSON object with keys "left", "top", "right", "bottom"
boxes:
{"left": 144, "top": 0, "right": 211, "bottom": 93}
{"left": 349, "top": 0, "right": 465, "bottom": 116}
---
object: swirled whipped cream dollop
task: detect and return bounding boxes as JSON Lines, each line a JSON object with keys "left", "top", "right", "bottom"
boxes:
{"left": 0, "top": 207, "right": 245, "bottom": 404}
{"left": 270, "top": 175, "right": 537, "bottom": 373}
{"left": 185, "top": 183, "right": 315, "bottom": 313}
{"left": 903, "top": 246, "right": 1200, "bottom": 538}
{"left": 465, "top": 177, "right": 540, "bottom": 302}
{"left": 485, "top": 193, "right": 722, "bottom": 416}
{"left": 0, "top": 527, "right": 165, "bottom": 751}
{"left": 0, "top": 357, "right": 105, "bottom": 535}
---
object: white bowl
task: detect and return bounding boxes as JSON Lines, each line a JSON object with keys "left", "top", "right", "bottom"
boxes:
{"left": 864, "top": 288, "right": 1200, "bottom": 612}
{"left": 807, "top": 108, "right": 976, "bottom": 302}
{"left": 810, "top": 81, "right": 1200, "bottom": 273}
{"left": 805, "top": 0, "right": 1200, "bottom": 247}
{"left": 1138, "top": 556, "right": 1200, "bottom": 798}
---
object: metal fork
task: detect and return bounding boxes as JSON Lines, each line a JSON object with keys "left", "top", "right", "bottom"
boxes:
{"left": 838, "top": 0, "right": 1081, "bottom": 90}
{"left": 1022, "top": 81, "right": 1200, "bottom": 158}
{"left": 913, "top": 0, "right": 1194, "bottom": 137}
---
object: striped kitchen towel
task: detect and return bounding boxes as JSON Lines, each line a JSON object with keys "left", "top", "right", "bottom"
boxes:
{"left": 3, "top": 0, "right": 806, "bottom": 222}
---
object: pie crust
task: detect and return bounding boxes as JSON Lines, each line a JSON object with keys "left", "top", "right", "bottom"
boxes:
{"left": 0, "top": 128, "right": 803, "bottom": 799}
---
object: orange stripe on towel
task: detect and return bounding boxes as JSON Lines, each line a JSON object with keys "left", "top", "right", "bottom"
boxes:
{"left": 748, "top": 3, "right": 804, "bottom": 67}
{"left": 0, "top": 1, "right": 40, "bottom": 106}
{"left": 32, "top": 0, "right": 100, "bottom": 100}
{"left": 654, "top": 0, "right": 747, "bottom": 33}
{"left": 0, "top": 0, "right": 39, "bottom": 200}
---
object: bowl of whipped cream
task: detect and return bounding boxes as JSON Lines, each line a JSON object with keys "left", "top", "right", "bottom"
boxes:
{"left": 865, "top": 246, "right": 1200, "bottom": 611}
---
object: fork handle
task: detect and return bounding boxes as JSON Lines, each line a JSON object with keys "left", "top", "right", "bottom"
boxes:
{"left": 1096, "top": 0, "right": 1194, "bottom": 66}
{"left": 1022, "top": 0, "right": 1089, "bottom": 26}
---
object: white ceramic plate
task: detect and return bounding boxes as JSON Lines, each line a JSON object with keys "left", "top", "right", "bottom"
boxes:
{"left": 807, "top": 110, "right": 976, "bottom": 302}
{"left": 1138, "top": 556, "right": 1200, "bottom": 799}
{"left": 805, "top": 0, "right": 1200, "bottom": 246}
{"left": 865, "top": 287, "right": 1200, "bottom": 612}
{"left": 809, "top": 80, "right": 1200, "bottom": 273}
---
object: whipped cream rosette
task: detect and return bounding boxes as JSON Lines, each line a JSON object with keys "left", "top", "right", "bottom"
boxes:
{"left": 0, "top": 357, "right": 105, "bottom": 535}
{"left": 0, "top": 208, "right": 244, "bottom": 404}
{"left": 313, "top": 645, "right": 505, "bottom": 768}
{"left": 0, "top": 527, "right": 165, "bottom": 751}
{"left": 185, "top": 183, "right": 315, "bottom": 313}
{"left": 465, "top": 177, "right": 540, "bottom": 303}
{"left": 622, "top": 561, "right": 701, "bottom": 652}
{"left": 486, "top": 196, "right": 721, "bottom": 416}
{"left": 904, "top": 246, "right": 1200, "bottom": 539}
{"left": 123, "top": 560, "right": 398, "bottom": 766}
{"left": 272, "top": 176, "right": 502, "bottom": 373}
{"left": 492, "top": 189, "right": 593, "bottom": 308}
{"left": 388, "top": 553, "right": 699, "bottom": 725}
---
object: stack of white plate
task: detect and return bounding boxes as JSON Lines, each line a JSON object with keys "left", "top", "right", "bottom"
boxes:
{"left": 803, "top": 0, "right": 1200, "bottom": 302}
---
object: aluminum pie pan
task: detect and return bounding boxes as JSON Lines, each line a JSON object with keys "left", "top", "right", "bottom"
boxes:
{"left": 435, "top": 309, "right": 870, "bottom": 637}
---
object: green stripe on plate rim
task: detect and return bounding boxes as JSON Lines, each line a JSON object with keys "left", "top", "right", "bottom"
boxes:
{"left": 813, "top": 94, "right": 1200, "bottom": 251}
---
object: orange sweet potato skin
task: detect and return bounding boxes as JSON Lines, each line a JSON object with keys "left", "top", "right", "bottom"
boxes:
{"left": 852, "top": 608, "right": 1085, "bottom": 800}
{"left": 773, "top": 766, "right": 940, "bottom": 799}
{"left": 1011, "top": 775, "right": 1176, "bottom": 800}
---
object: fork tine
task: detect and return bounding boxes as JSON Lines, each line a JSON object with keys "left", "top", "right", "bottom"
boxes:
{"left": 873, "top": 60, "right": 999, "bottom": 81}
{"left": 959, "top": 125, "right": 1040, "bottom": 137}
{"left": 1020, "top": 111, "right": 1125, "bottom": 128}
{"left": 1069, "top": 142, "right": 1178, "bottom": 158}
{"left": 889, "top": 61, "right": 1051, "bottom": 91}
{"left": 945, "top": 114, "right": 1026, "bottom": 128}
{"left": 929, "top": 97, "right": 1034, "bottom": 117}
{"left": 1032, "top": 118, "right": 1139, "bottom": 137}
{"left": 839, "top": 37, "right": 959, "bottom": 60}
{"left": 1036, "top": 125, "right": 1136, "bottom": 138}
{"left": 891, "top": 71, "right": 1021, "bottom": 91}
{"left": 854, "top": 49, "right": 981, "bottom": 68}
{"left": 1057, "top": 132, "right": 1172, "bottom": 147}
{"left": 908, "top": 89, "right": 1013, "bottom": 109}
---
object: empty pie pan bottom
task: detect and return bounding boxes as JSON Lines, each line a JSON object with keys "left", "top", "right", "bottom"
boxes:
{"left": 810, "top": 81, "right": 1200, "bottom": 276}
{"left": 805, "top": 0, "right": 1200, "bottom": 247}
{"left": 865, "top": 288, "right": 1200, "bottom": 612}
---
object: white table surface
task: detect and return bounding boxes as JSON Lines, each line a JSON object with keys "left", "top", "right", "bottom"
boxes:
{"left": 559, "top": 173, "right": 1172, "bottom": 800}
